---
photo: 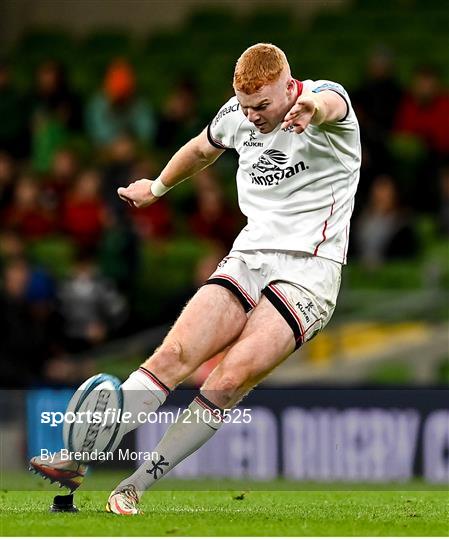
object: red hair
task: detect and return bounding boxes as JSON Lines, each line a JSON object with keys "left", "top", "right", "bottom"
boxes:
{"left": 233, "top": 43, "right": 289, "bottom": 94}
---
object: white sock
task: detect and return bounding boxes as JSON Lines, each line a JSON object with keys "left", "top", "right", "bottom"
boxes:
{"left": 116, "top": 394, "right": 223, "bottom": 495}
{"left": 119, "top": 367, "right": 170, "bottom": 436}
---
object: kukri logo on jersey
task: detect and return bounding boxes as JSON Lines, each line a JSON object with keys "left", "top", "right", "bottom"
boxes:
{"left": 243, "top": 129, "right": 263, "bottom": 147}
{"left": 250, "top": 149, "right": 308, "bottom": 186}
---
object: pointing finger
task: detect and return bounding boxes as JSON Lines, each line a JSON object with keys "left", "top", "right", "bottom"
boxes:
{"left": 119, "top": 195, "right": 134, "bottom": 207}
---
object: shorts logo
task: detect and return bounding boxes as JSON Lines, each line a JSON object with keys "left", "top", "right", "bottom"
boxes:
{"left": 296, "top": 301, "right": 313, "bottom": 323}
{"left": 243, "top": 129, "right": 263, "bottom": 147}
{"left": 250, "top": 149, "right": 308, "bottom": 186}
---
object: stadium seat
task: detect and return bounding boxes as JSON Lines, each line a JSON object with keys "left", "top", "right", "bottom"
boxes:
{"left": 388, "top": 134, "right": 427, "bottom": 186}
{"left": 83, "top": 29, "right": 133, "bottom": 55}
{"left": 11, "top": 28, "right": 77, "bottom": 91}
{"left": 15, "top": 28, "right": 76, "bottom": 61}
{"left": 28, "top": 237, "right": 75, "bottom": 279}
{"left": 134, "top": 238, "right": 213, "bottom": 320}
{"left": 78, "top": 29, "right": 136, "bottom": 90}
{"left": 185, "top": 7, "right": 238, "bottom": 33}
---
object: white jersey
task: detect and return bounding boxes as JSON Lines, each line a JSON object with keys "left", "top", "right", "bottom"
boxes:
{"left": 207, "top": 79, "right": 361, "bottom": 264}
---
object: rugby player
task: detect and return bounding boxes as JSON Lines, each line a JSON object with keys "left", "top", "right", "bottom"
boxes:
{"left": 30, "top": 43, "right": 361, "bottom": 515}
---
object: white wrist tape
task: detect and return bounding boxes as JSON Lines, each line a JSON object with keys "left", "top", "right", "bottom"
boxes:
{"left": 150, "top": 177, "right": 172, "bottom": 197}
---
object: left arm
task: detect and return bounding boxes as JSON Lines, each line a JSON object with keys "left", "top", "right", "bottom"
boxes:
{"left": 282, "top": 90, "right": 348, "bottom": 134}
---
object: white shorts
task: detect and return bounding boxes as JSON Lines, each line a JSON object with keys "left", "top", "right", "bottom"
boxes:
{"left": 205, "top": 250, "right": 342, "bottom": 350}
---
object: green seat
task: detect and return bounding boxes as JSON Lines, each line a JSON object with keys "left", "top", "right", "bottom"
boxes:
{"left": 12, "top": 29, "right": 77, "bottom": 90}
{"left": 16, "top": 28, "right": 76, "bottom": 60}
{"left": 388, "top": 133, "right": 427, "bottom": 185}
{"left": 244, "top": 8, "right": 295, "bottom": 32}
{"left": 83, "top": 29, "right": 133, "bottom": 55}
{"left": 185, "top": 8, "right": 238, "bottom": 34}
{"left": 134, "top": 238, "right": 213, "bottom": 320}
{"left": 80, "top": 30, "right": 135, "bottom": 81}
{"left": 344, "top": 261, "right": 424, "bottom": 290}
{"left": 28, "top": 237, "right": 75, "bottom": 279}
{"left": 137, "top": 51, "right": 180, "bottom": 109}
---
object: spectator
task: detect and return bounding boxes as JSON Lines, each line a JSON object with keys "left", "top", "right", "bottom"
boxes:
{"left": 0, "top": 60, "right": 30, "bottom": 157}
{"left": 159, "top": 244, "right": 227, "bottom": 325}
{"left": 61, "top": 169, "right": 106, "bottom": 249}
{"left": 101, "top": 133, "right": 140, "bottom": 216}
{"left": 30, "top": 60, "right": 82, "bottom": 172}
{"left": 57, "top": 249, "right": 128, "bottom": 353}
{"left": 189, "top": 169, "right": 242, "bottom": 250}
{"left": 1, "top": 175, "right": 55, "bottom": 240}
{"left": 155, "top": 76, "right": 201, "bottom": 150}
{"left": 99, "top": 207, "right": 140, "bottom": 296}
{"left": 353, "top": 47, "right": 403, "bottom": 202}
{"left": 354, "top": 47, "right": 403, "bottom": 134}
{"left": 128, "top": 153, "right": 173, "bottom": 239}
{"left": 394, "top": 65, "right": 449, "bottom": 157}
{"left": 85, "top": 58, "right": 155, "bottom": 148}
{"left": 43, "top": 354, "right": 96, "bottom": 386}
{"left": 438, "top": 164, "right": 449, "bottom": 236}
{"left": 0, "top": 257, "right": 57, "bottom": 387}
{"left": 128, "top": 180, "right": 172, "bottom": 241}
{"left": 0, "top": 229, "right": 26, "bottom": 263}
{"left": 354, "top": 174, "right": 419, "bottom": 268}
{"left": 0, "top": 151, "right": 16, "bottom": 214}
{"left": 0, "top": 229, "right": 56, "bottom": 307}
{"left": 41, "top": 147, "right": 79, "bottom": 215}
{"left": 98, "top": 134, "right": 143, "bottom": 291}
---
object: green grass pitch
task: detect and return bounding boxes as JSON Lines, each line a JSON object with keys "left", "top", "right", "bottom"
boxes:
{"left": 1, "top": 473, "right": 448, "bottom": 536}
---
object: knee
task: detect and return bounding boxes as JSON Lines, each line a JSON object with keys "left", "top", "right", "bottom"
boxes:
{"left": 144, "top": 340, "right": 187, "bottom": 384}
{"left": 203, "top": 366, "right": 253, "bottom": 407}
{"left": 225, "top": 370, "right": 252, "bottom": 392}
{"left": 155, "top": 341, "right": 183, "bottom": 364}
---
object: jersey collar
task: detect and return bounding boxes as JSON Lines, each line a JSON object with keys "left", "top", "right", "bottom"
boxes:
{"left": 294, "top": 79, "right": 303, "bottom": 98}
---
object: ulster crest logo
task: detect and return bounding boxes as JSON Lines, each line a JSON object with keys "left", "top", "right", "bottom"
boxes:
{"left": 252, "top": 149, "right": 289, "bottom": 173}
{"left": 250, "top": 149, "right": 308, "bottom": 186}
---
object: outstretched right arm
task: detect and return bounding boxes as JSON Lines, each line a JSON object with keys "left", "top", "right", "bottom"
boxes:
{"left": 117, "top": 128, "right": 225, "bottom": 208}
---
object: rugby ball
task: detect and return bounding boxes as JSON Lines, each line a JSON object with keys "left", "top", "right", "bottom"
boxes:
{"left": 62, "top": 373, "right": 123, "bottom": 459}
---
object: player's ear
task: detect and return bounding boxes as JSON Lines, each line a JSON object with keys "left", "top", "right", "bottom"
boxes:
{"left": 286, "top": 79, "right": 295, "bottom": 95}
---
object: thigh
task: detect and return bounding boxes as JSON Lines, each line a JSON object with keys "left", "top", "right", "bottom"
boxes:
{"left": 202, "top": 295, "right": 296, "bottom": 406}
{"left": 161, "top": 284, "right": 248, "bottom": 366}
{"left": 206, "top": 252, "right": 261, "bottom": 311}
{"left": 234, "top": 295, "right": 296, "bottom": 367}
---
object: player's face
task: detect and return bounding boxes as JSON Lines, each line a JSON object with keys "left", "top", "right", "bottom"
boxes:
{"left": 235, "top": 74, "right": 296, "bottom": 134}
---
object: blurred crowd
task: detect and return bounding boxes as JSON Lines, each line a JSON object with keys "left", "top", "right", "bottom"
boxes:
{"left": 351, "top": 48, "right": 449, "bottom": 266}
{"left": 0, "top": 48, "right": 448, "bottom": 387}
{"left": 351, "top": 48, "right": 449, "bottom": 268}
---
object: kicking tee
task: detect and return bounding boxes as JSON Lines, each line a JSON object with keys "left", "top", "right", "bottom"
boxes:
{"left": 207, "top": 79, "right": 361, "bottom": 264}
